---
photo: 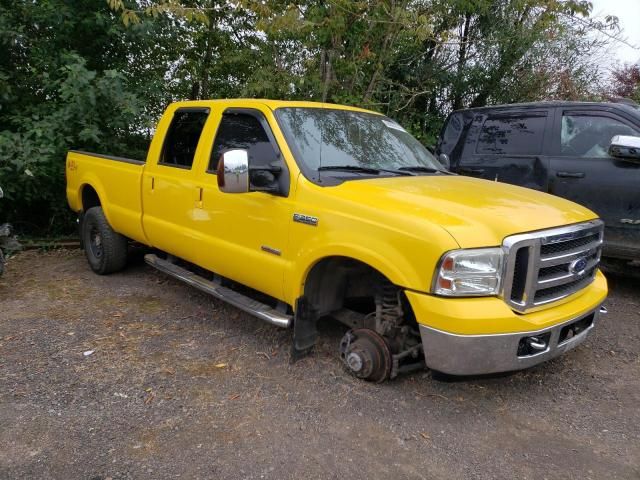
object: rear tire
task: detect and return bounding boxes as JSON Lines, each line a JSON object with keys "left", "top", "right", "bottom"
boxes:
{"left": 82, "top": 206, "right": 128, "bottom": 275}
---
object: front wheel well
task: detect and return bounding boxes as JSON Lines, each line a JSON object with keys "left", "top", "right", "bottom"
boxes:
{"left": 303, "top": 256, "right": 403, "bottom": 317}
{"left": 301, "top": 256, "right": 424, "bottom": 381}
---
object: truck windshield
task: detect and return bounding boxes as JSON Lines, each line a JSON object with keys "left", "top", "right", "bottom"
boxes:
{"left": 275, "top": 107, "right": 443, "bottom": 181}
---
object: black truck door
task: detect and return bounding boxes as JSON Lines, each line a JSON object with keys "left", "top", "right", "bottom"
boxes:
{"left": 453, "top": 110, "right": 551, "bottom": 191}
{"left": 548, "top": 109, "right": 640, "bottom": 259}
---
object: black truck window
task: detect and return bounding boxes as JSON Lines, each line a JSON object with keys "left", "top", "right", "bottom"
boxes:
{"left": 561, "top": 114, "right": 638, "bottom": 158}
{"left": 209, "top": 112, "right": 278, "bottom": 171}
{"left": 439, "top": 112, "right": 467, "bottom": 156}
{"left": 160, "top": 109, "right": 210, "bottom": 169}
{"left": 476, "top": 115, "right": 546, "bottom": 155}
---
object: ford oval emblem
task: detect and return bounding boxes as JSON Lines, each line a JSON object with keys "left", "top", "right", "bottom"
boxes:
{"left": 569, "top": 257, "right": 588, "bottom": 276}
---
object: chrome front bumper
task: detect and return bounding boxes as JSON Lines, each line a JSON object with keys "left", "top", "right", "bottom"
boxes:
{"left": 419, "top": 306, "right": 601, "bottom": 376}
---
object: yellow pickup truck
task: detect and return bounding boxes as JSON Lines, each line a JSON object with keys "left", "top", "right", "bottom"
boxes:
{"left": 66, "top": 99, "right": 608, "bottom": 381}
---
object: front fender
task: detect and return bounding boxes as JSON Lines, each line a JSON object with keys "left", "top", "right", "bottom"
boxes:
{"left": 285, "top": 228, "right": 457, "bottom": 305}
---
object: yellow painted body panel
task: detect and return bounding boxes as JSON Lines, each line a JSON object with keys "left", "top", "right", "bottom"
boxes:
{"left": 184, "top": 104, "right": 295, "bottom": 299}
{"left": 66, "top": 98, "right": 607, "bottom": 337}
{"left": 66, "top": 151, "right": 146, "bottom": 243}
{"left": 406, "top": 271, "right": 607, "bottom": 335}
{"left": 140, "top": 102, "right": 211, "bottom": 264}
{"left": 283, "top": 174, "right": 460, "bottom": 303}
{"left": 327, "top": 174, "right": 599, "bottom": 249}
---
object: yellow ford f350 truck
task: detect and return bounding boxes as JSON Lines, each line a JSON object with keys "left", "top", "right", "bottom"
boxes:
{"left": 66, "top": 99, "right": 608, "bottom": 381}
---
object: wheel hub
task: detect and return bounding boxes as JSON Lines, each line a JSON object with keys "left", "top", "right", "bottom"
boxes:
{"left": 89, "top": 227, "right": 103, "bottom": 258}
{"left": 345, "top": 351, "right": 364, "bottom": 372}
{"left": 339, "top": 328, "right": 392, "bottom": 383}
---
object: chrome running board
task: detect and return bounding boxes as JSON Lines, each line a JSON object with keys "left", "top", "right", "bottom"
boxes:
{"left": 144, "top": 254, "right": 292, "bottom": 328}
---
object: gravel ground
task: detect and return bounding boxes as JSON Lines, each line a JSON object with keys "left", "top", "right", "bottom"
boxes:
{"left": 1, "top": 249, "right": 639, "bottom": 480}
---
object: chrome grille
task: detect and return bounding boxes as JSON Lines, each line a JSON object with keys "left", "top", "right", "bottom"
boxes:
{"left": 502, "top": 220, "right": 604, "bottom": 312}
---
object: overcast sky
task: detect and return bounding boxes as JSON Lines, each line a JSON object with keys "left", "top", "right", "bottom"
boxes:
{"left": 590, "top": 0, "right": 640, "bottom": 65}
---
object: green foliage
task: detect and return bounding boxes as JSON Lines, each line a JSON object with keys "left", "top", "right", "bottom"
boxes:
{"left": 0, "top": 0, "right": 619, "bottom": 235}
{"left": 0, "top": 0, "right": 152, "bottom": 234}
{"left": 107, "top": 0, "right": 210, "bottom": 25}
{"left": 0, "top": 54, "right": 143, "bottom": 233}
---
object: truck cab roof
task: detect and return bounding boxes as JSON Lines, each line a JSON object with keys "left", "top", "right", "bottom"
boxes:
{"left": 168, "top": 98, "right": 381, "bottom": 116}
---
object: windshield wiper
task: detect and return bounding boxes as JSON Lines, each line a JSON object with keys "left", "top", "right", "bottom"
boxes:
{"left": 317, "top": 165, "right": 414, "bottom": 176}
{"left": 397, "top": 166, "right": 447, "bottom": 174}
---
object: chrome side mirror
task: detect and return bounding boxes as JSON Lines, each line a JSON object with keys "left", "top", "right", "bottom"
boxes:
{"left": 609, "top": 135, "right": 640, "bottom": 161}
{"left": 217, "top": 149, "right": 249, "bottom": 193}
{"left": 438, "top": 153, "right": 450, "bottom": 169}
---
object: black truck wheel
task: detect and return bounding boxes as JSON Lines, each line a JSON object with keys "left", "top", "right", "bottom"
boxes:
{"left": 82, "top": 206, "right": 128, "bottom": 275}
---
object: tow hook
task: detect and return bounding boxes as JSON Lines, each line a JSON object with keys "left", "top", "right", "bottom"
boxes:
{"left": 526, "top": 336, "right": 548, "bottom": 352}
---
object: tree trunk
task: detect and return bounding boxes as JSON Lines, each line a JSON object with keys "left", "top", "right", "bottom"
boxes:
{"left": 190, "top": 81, "right": 200, "bottom": 100}
{"left": 321, "top": 49, "right": 332, "bottom": 102}
{"left": 453, "top": 13, "right": 472, "bottom": 110}
{"left": 363, "top": 0, "right": 409, "bottom": 103}
{"left": 469, "top": 6, "right": 539, "bottom": 107}
{"left": 199, "top": 1, "right": 217, "bottom": 100}
{"left": 363, "top": 10, "right": 397, "bottom": 102}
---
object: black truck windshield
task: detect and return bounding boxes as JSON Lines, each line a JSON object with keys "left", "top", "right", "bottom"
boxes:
{"left": 275, "top": 107, "right": 443, "bottom": 182}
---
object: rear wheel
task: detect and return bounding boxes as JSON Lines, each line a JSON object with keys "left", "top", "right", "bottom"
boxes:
{"left": 82, "top": 206, "right": 128, "bottom": 275}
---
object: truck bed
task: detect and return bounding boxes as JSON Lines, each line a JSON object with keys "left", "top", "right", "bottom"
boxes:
{"left": 66, "top": 150, "right": 148, "bottom": 244}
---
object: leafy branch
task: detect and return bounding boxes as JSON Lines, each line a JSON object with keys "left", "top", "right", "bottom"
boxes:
{"left": 106, "top": 0, "right": 209, "bottom": 26}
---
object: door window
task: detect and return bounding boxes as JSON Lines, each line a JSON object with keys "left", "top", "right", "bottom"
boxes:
{"left": 476, "top": 114, "right": 546, "bottom": 155}
{"left": 160, "top": 109, "right": 209, "bottom": 168}
{"left": 439, "top": 112, "right": 466, "bottom": 155}
{"left": 561, "top": 114, "right": 638, "bottom": 158}
{"left": 209, "top": 112, "right": 279, "bottom": 171}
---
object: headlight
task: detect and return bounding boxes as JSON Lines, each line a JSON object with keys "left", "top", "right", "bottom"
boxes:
{"left": 433, "top": 248, "right": 504, "bottom": 296}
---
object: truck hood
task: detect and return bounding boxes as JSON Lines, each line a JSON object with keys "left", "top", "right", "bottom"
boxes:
{"left": 331, "top": 175, "right": 598, "bottom": 248}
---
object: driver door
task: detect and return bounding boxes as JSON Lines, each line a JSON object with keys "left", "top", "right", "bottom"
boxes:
{"left": 194, "top": 107, "right": 294, "bottom": 301}
{"left": 548, "top": 109, "right": 640, "bottom": 257}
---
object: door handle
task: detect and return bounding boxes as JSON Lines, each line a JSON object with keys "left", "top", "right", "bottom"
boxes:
{"left": 556, "top": 171, "right": 585, "bottom": 178}
{"left": 195, "top": 187, "right": 203, "bottom": 208}
{"left": 459, "top": 167, "right": 485, "bottom": 175}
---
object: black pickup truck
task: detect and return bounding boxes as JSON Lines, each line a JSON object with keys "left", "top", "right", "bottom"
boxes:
{"left": 436, "top": 101, "right": 640, "bottom": 264}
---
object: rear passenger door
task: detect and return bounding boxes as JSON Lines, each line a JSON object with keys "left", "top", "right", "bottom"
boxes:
{"left": 142, "top": 107, "right": 211, "bottom": 262}
{"left": 548, "top": 109, "right": 640, "bottom": 256}
{"left": 454, "top": 111, "right": 551, "bottom": 191}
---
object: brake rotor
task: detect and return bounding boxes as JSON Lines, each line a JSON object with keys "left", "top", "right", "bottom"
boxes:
{"left": 339, "top": 328, "right": 392, "bottom": 383}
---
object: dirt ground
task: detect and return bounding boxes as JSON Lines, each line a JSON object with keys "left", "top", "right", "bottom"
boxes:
{"left": 1, "top": 250, "right": 639, "bottom": 480}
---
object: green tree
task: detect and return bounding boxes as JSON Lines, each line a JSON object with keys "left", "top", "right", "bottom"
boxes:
{"left": 0, "top": 0, "right": 620, "bottom": 234}
{"left": 0, "top": 0, "right": 179, "bottom": 233}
